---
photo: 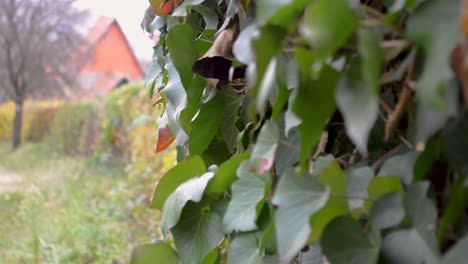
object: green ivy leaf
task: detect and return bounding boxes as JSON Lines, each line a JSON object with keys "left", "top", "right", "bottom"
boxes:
{"left": 256, "top": 57, "right": 279, "bottom": 113}
{"left": 439, "top": 175, "right": 468, "bottom": 245}
{"left": 151, "top": 156, "right": 206, "bottom": 210}
{"left": 233, "top": 24, "right": 258, "bottom": 64}
{"left": 275, "top": 123, "right": 300, "bottom": 176}
{"left": 335, "top": 59, "right": 379, "bottom": 155}
{"left": 365, "top": 176, "right": 403, "bottom": 210}
{"left": 130, "top": 242, "right": 178, "bottom": 264}
{"left": 406, "top": 0, "right": 461, "bottom": 108}
{"left": 172, "top": 0, "right": 205, "bottom": 16}
{"left": 172, "top": 203, "right": 225, "bottom": 264}
{"left": 256, "top": 0, "right": 294, "bottom": 25}
{"left": 145, "top": 60, "right": 163, "bottom": 89}
{"left": 202, "top": 248, "right": 220, "bottom": 264}
{"left": 309, "top": 160, "right": 348, "bottom": 243}
{"left": 205, "top": 152, "right": 251, "bottom": 195}
{"left": 300, "top": 0, "right": 358, "bottom": 61}
{"left": 272, "top": 169, "right": 330, "bottom": 262}
{"left": 345, "top": 166, "right": 374, "bottom": 215}
{"left": 369, "top": 192, "right": 405, "bottom": 230}
{"left": 358, "top": 28, "right": 383, "bottom": 93}
{"left": 378, "top": 151, "right": 420, "bottom": 185}
{"left": 443, "top": 234, "right": 468, "bottom": 264}
{"left": 166, "top": 24, "right": 198, "bottom": 89}
{"left": 219, "top": 88, "right": 245, "bottom": 154}
{"left": 223, "top": 161, "right": 269, "bottom": 233}
{"left": 189, "top": 92, "right": 226, "bottom": 156}
{"left": 161, "top": 172, "right": 215, "bottom": 233}
{"left": 294, "top": 66, "right": 340, "bottom": 167}
{"left": 251, "top": 120, "right": 280, "bottom": 174}
{"left": 164, "top": 58, "right": 187, "bottom": 117}
{"left": 251, "top": 25, "right": 286, "bottom": 109}
{"left": 300, "top": 243, "right": 324, "bottom": 264}
{"left": 180, "top": 76, "right": 206, "bottom": 133}
{"left": 227, "top": 232, "right": 264, "bottom": 264}
{"left": 404, "top": 182, "right": 438, "bottom": 252}
{"left": 322, "top": 216, "right": 380, "bottom": 264}
{"left": 382, "top": 229, "right": 440, "bottom": 264}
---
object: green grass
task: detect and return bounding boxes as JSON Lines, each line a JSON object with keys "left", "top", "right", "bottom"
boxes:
{"left": 0, "top": 141, "right": 161, "bottom": 263}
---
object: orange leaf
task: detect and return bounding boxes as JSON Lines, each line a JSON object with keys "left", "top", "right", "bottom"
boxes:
{"left": 173, "top": 0, "right": 181, "bottom": 7}
{"left": 155, "top": 127, "right": 175, "bottom": 153}
{"left": 152, "top": 1, "right": 173, "bottom": 17}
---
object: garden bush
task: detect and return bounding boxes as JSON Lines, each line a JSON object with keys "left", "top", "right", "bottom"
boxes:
{"left": 0, "top": 101, "right": 59, "bottom": 143}
{"left": 48, "top": 102, "right": 101, "bottom": 156}
{"left": 102, "top": 83, "right": 175, "bottom": 178}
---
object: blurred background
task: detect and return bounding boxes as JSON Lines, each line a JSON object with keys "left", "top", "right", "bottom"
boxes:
{"left": 0, "top": 0, "right": 172, "bottom": 262}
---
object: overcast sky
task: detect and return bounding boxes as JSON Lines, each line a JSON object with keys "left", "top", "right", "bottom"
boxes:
{"left": 73, "top": 0, "right": 154, "bottom": 60}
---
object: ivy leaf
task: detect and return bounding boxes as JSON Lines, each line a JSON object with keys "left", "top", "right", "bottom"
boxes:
{"left": 251, "top": 120, "right": 280, "bottom": 174}
{"left": 443, "top": 234, "right": 468, "bottom": 264}
{"left": 166, "top": 24, "right": 198, "bottom": 89}
{"left": 155, "top": 127, "right": 176, "bottom": 153}
{"left": 172, "top": 0, "right": 205, "bottom": 16}
{"left": 369, "top": 192, "right": 405, "bottom": 230}
{"left": 358, "top": 28, "right": 383, "bottom": 93}
{"left": 164, "top": 58, "right": 187, "bottom": 117}
{"left": 275, "top": 120, "right": 300, "bottom": 176}
{"left": 202, "top": 249, "right": 220, "bottom": 264}
{"left": 205, "top": 152, "right": 251, "bottom": 195}
{"left": 191, "top": 5, "right": 218, "bottom": 30}
{"left": 404, "top": 182, "right": 438, "bottom": 252}
{"left": 171, "top": 203, "right": 225, "bottom": 264}
{"left": 219, "top": 88, "right": 245, "bottom": 154}
{"left": 223, "top": 161, "right": 269, "bottom": 233}
{"left": 406, "top": 0, "right": 461, "bottom": 108}
{"left": 227, "top": 232, "right": 264, "bottom": 264}
{"left": 130, "top": 242, "right": 178, "bottom": 264}
{"left": 294, "top": 66, "right": 340, "bottom": 167}
{"left": 233, "top": 24, "right": 258, "bottom": 64}
{"left": 382, "top": 229, "right": 440, "bottom": 264}
{"left": 250, "top": 25, "right": 286, "bottom": 107}
{"left": 256, "top": 57, "right": 279, "bottom": 113}
{"left": 300, "top": 243, "right": 325, "bottom": 264}
{"left": 335, "top": 59, "right": 378, "bottom": 155}
{"left": 189, "top": 92, "right": 226, "bottom": 156}
{"left": 151, "top": 156, "right": 206, "bottom": 210}
{"left": 309, "top": 160, "right": 348, "bottom": 243}
{"left": 345, "top": 166, "right": 373, "bottom": 214}
{"left": 145, "top": 60, "right": 163, "bottom": 88}
{"left": 161, "top": 172, "right": 215, "bottom": 233}
{"left": 272, "top": 169, "right": 330, "bottom": 262}
{"left": 365, "top": 176, "right": 403, "bottom": 210}
{"left": 180, "top": 76, "right": 206, "bottom": 133}
{"left": 300, "top": 0, "right": 358, "bottom": 61}
{"left": 378, "top": 151, "right": 420, "bottom": 185}
{"left": 322, "top": 216, "right": 380, "bottom": 264}
{"left": 256, "top": 0, "right": 294, "bottom": 25}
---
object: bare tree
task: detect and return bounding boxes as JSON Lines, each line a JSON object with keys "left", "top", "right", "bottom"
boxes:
{"left": 0, "top": 0, "right": 86, "bottom": 148}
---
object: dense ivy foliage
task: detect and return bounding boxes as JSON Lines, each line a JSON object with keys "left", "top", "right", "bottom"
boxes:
{"left": 134, "top": 0, "right": 468, "bottom": 263}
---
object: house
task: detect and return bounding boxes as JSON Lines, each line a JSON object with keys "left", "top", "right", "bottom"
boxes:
{"left": 77, "top": 16, "right": 145, "bottom": 98}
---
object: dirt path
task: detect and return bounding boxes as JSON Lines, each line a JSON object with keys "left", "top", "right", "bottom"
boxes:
{"left": 0, "top": 169, "right": 22, "bottom": 193}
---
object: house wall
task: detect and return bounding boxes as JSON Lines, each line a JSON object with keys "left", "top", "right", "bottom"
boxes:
{"left": 81, "top": 23, "right": 144, "bottom": 79}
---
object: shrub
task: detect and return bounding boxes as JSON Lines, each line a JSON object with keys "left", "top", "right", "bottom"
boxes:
{"left": 27, "top": 107, "right": 59, "bottom": 142}
{"left": 102, "top": 83, "right": 175, "bottom": 178}
{"left": 0, "top": 102, "right": 14, "bottom": 140}
{"left": 48, "top": 102, "right": 101, "bottom": 156}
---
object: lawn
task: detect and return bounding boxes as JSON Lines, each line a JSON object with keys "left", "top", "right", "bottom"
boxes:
{"left": 0, "top": 141, "right": 161, "bottom": 263}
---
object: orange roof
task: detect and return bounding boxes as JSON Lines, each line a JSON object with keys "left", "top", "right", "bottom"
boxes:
{"left": 85, "top": 16, "right": 115, "bottom": 45}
